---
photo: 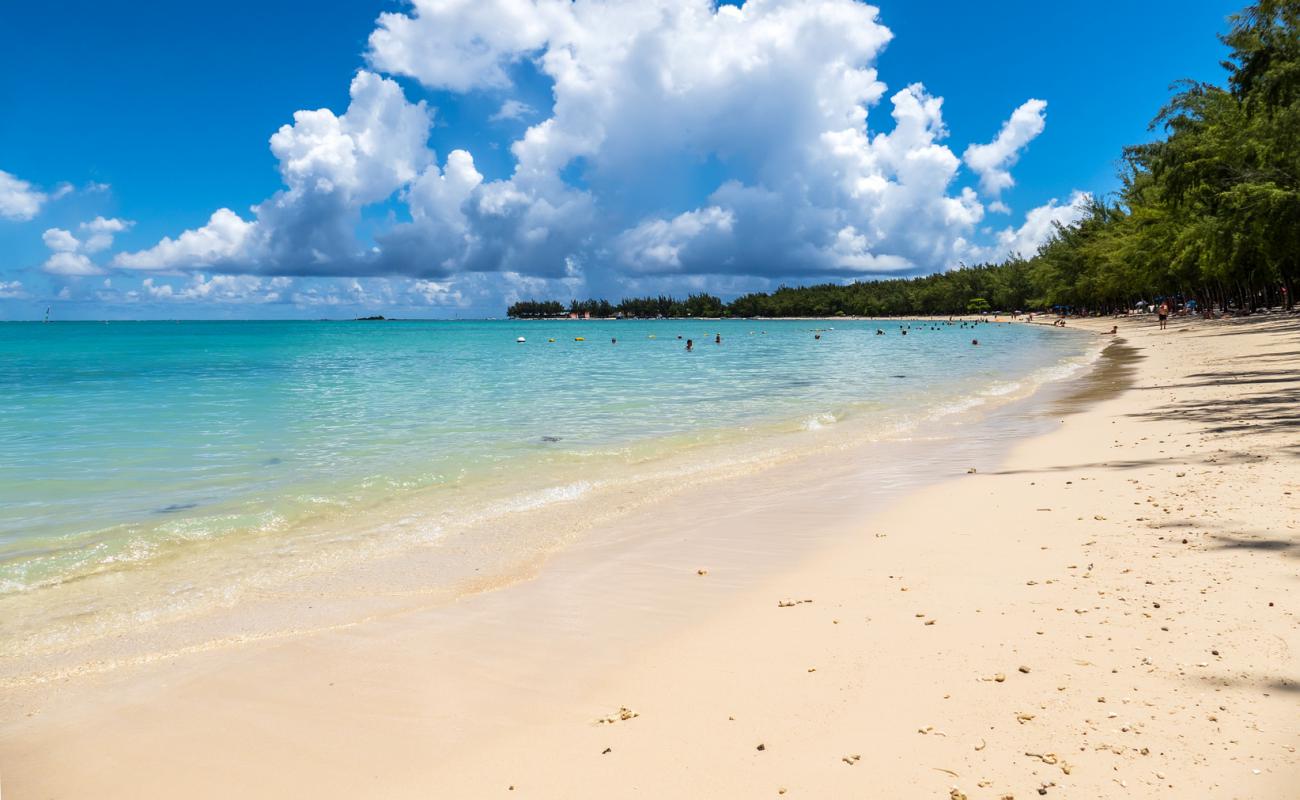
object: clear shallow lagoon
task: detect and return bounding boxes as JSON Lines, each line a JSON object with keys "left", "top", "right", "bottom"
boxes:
{"left": 1, "top": 318, "right": 1093, "bottom": 598}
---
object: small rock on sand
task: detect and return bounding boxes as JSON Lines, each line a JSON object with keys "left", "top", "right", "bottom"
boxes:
{"left": 597, "top": 707, "right": 639, "bottom": 724}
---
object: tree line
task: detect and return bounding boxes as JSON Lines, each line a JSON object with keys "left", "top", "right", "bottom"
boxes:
{"left": 507, "top": 294, "right": 727, "bottom": 318}
{"left": 508, "top": 2, "right": 1297, "bottom": 320}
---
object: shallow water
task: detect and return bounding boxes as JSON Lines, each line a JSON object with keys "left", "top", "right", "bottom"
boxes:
{"left": 1, "top": 318, "right": 1092, "bottom": 597}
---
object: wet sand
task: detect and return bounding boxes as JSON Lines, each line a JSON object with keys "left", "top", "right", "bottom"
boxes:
{"left": 1, "top": 314, "right": 1297, "bottom": 798}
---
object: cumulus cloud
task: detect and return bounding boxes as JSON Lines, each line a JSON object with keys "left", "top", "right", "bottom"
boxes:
{"left": 982, "top": 190, "right": 1092, "bottom": 261}
{"left": 0, "top": 280, "right": 26, "bottom": 299}
{"left": 0, "top": 169, "right": 49, "bottom": 221}
{"left": 42, "top": 227, "right": 81, "bottom": 253}
{"left": 616, "top": 206, "right": 735, "bottom": 272}
{"left": 114, "top": 209, "right": 255, "bottom": 271}
{"left": 41, "top": 217, "right": 133, "bottom": 275}
{"left": 116, "top": 71, "right": 433, "bottom": 273}
{"left": 79, "top": 216, "right": 133, "bottom": 253}
{"left": 407, "top": 278, "right": 467, "bottom": 306}
{"left": 43, "top": 252, "right": 102, "bottom": 276}
{"left": 0, "top": 172, "right": 105, "bottom": 222}
{"left": 120, "top": 0, "right": 1060, "bottom": 302}
{"left": 963, "top": 98, "right": 1047, "bottom": 200}
{"left": 142, "top": 274, "right": 292, "bottom": 303}
{"left": 366, "top": 0, "right": 556, "bottom": 92}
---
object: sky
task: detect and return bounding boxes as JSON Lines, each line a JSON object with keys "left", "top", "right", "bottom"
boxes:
{"left": 0, "top": 0, "right": 1240, "bottom": 320}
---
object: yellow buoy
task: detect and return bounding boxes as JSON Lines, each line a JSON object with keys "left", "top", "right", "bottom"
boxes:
{"left": 574, "top": 337, "right": 585, "bottom": 341}
{"left": 548, "top": 338, "right": 556, "bottom": 342}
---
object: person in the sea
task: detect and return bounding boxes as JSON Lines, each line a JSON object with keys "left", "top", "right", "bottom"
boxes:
{"left": 685, "top": 339, "right": 693, "bottom": 351}
{"left": 971, "top": 338, "right": 979, "bottom": 345}
{"left": 1106, "top": 325, "right": 1118, "bottom": 335}
{"left": 715, "top": 333, "right": 721, "bottom": 344}
{"left": 611, "top": 337, "right": 617, "bottom": 345}
{"left": 1158, "top": 301, "right": 1169, "bottom": 330}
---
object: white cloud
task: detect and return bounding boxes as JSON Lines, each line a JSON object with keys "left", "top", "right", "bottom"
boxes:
{"left": 0, "top": 169, "right": 48, "bottom": 221}
{"left": 79, "top": 216, "right": 133, "bottom": 253}
{"left": 269, "top": 71, "right": 432, "bottom": 204}
{"left": 491, "top": 99, "right": 537, "bottom": 122}
{"left": 114, "top": 208, "right": 255, "bottom": 270}
{"left": 118, "top": 71, "right": 433, "bottom": 273}
{"left": 142, "top": 274, "right": 292, "bottom": 303}
{"left": 982, "top": 190, "right": 1092, "bottom": 261}
{"left": 42, "top": 227, "right": 81, "bottom": 253}
{"left": 408, "top": 279, "right": 466, "bottom": 306}
{"left": 0, "top": 173, "right": 105, "bottom": 222}
{"left": 40, "top": 217, "right": 133, "bottom": 275}
{"left": 43, "top": 251, "right": 103, "bottom": 276}
{"left": 366, "top": 0, "right": 556, "bottom": 92}
{"left": 0, "top": 280, "right": 25, "bottom": 299}
{"left": 124, "top": 0, "right": 1057, "bottom": 301}
{"left": 963, "top": 99, "right": 1047, "bottom": 199}
{"left": 616, "top": 206, "right": 735, "bottom": 272}
{"left": 288, "top": 277, "right": 401, "bottom": 307}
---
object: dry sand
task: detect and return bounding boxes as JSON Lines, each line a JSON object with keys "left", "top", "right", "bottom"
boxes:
{"left": 2, "top": 314, "right": 1297, "bottom": 799}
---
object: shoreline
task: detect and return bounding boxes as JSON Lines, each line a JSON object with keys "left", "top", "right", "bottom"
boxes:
{"left": 0, "top": 319, "right": 1096, "bottom": 688}
{"left": 2, "top": 315, "right": 1297, "bottom": 798}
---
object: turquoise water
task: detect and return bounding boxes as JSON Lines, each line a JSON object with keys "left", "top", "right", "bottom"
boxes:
{"left": 0, "top": 318, "right": 1093, "bottom": 594}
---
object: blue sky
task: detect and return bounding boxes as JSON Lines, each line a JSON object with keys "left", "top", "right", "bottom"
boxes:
{"left": 1, "top": 0, "right": 1239, "bottom": 319}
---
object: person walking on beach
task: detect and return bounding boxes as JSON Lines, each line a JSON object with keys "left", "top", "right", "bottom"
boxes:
{"left": 1158, "top": 301, "right": 1170, "bottom": 330}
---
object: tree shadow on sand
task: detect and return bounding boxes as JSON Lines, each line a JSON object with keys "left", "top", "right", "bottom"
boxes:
{"left": 1207, "top": 533, "right": 1300, "bottom": 560}
{"left": 1191, "top": 672, "right": 1300, "bottom": 695}
{"left": 987, "top": 450, "right": 1271, "bottom": 476}
{"left": 1188, "top": 316, "right": 1300, "bottom": 337}
{"left": 1134, "top": 369, "right": 1300, "bottom": 391}
{"left": 1128, "top": 384, "right": 1300, "bottom": 438}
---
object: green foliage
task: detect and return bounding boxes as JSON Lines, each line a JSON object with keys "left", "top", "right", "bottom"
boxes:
{"left": 506, "top": 299, "right": 566, "bottom": 318}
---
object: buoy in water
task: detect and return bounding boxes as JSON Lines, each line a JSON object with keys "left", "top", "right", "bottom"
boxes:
{"left": 516, "top": 337, "right": 526, "bottom": 343}
{"left": 575, "top": 337, "right": 585, "bottom": 341}
{"left": 548, "top": 338, "right": 556, "bottom": 343}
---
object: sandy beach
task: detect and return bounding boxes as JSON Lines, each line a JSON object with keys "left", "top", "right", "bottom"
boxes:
{"left": 2, "top": 314, "right": 1297, "bottom": 799}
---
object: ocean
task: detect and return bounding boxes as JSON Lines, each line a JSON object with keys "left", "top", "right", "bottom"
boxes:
{"left": 0, "top": 318, "right": 1097, "bottom": 667}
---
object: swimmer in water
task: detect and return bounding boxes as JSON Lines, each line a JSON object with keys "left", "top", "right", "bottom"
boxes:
{"left": 715, "top": 333, "right": 721, "bottom": 344}
{"left": 686, "top": 339, "right": 694, "bottom": 351}
{"left": 611, "top": 337, "right": 617, "bottom": 344}
{"left": 972, "top": 339, "right": 979, "bottom": 345}
{"left": 814, "top": 333, "right": 821, "bottom": 340}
